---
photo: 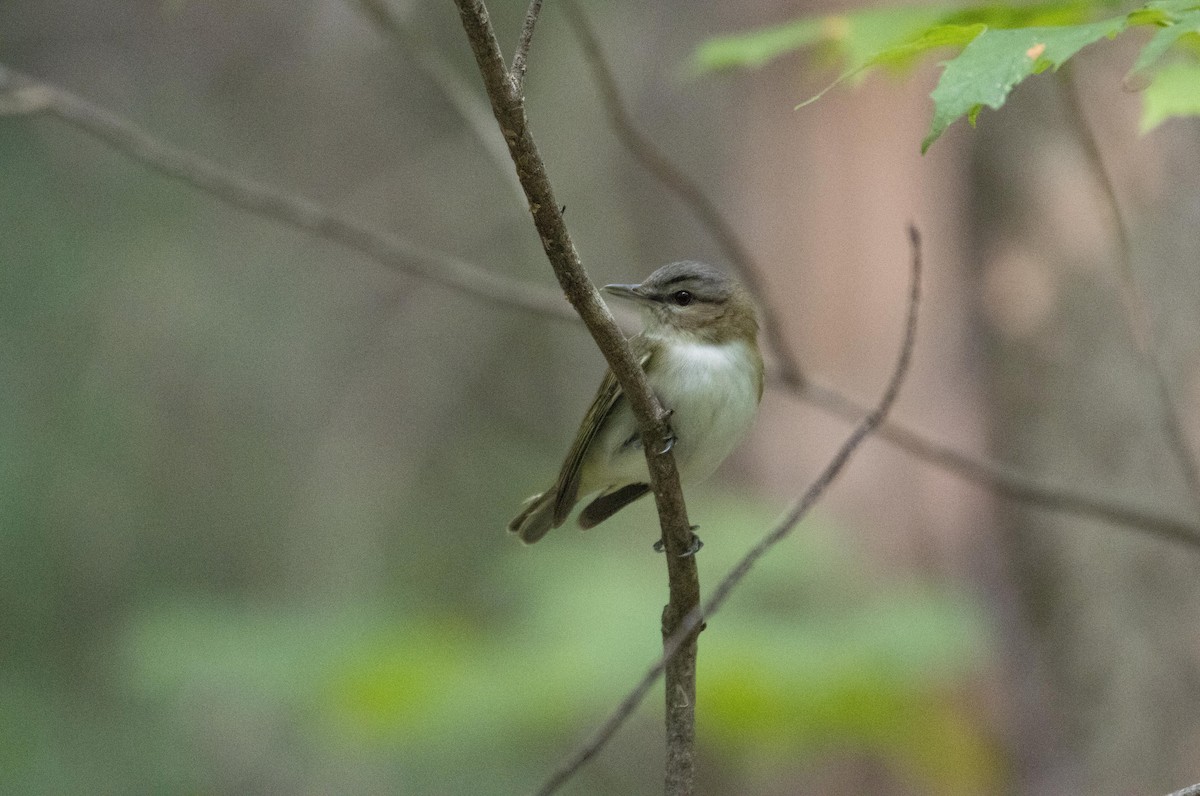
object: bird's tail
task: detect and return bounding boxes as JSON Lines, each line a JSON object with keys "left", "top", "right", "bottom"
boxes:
{"left": 507, "top": 489, "right": 557, "bottom": 544}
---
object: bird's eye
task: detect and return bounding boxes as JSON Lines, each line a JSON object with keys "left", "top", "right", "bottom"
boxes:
{"left": 671, "top": 290, "right": 693, "bottom": 307}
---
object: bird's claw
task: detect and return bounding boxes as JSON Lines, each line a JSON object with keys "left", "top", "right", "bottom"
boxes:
{"left": 652, "top": 526, "right": 703, "bottom": 557}
{"left": 658, "top": 432, "right": 676, "bottom": 455}
{"left": 657, "top": 409, "right": 676, "bottom": 455}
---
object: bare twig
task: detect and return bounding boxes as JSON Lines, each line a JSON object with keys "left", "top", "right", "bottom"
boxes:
{"left": 539, "top": 225, "right": 923, "bottom": 795}
{"left": 798, "top": 378, "right": 1200, "bottom": 551}
{"left": 1168, "top": 784, "right": 1200, "bottom": 796}
{"left": 0, "top": 65, "right": 573, "bottom": 324}
{"left": 512, "top": 0, "right": 545, "bottom": 93}
{"left": 349, "top": 0, "right": 526, "bottom": 207}
{"left": 704, "top": 226, "right": 920, "bottom": 615}
{"left": 560, "top": 0, "right": 806, "bottom": 390}
{"left": 7, "top": 65, "right": 1198, "bottom": 552}
{"left": 1058, "top": 67, "right": 1200, "bottom": 515}
{"left": 450, "top": 2, "right": 702, "bottom": 792}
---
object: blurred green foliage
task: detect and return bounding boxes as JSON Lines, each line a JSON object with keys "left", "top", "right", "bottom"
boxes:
{"left": 693, "top": 0, "right": 1200, "bottom": 147}
{"left": 2, "top": 489, "right": 995, "bottom": 793}
{"left": 1140, "top": 61, "right": 1200, "bottom": 128}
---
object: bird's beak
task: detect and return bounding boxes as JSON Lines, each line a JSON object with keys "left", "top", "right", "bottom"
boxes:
{"left": 603, "top": 283, "right": 655, "bottom": 306}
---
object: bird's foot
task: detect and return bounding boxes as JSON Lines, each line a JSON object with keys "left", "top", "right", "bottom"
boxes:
{"left": 658, "top": 409, "right": 676, "bottom": 455}
{"left": 652, "top": 525, "right": 703, "bottom": 556}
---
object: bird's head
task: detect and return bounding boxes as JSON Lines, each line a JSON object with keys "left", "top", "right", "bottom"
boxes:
{"left": 603, "top": 261, "right": 758, "bottom": 344}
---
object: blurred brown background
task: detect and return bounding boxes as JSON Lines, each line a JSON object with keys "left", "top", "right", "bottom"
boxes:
{"left": 3, "top": 0, "right": 1199, "bottom": 794}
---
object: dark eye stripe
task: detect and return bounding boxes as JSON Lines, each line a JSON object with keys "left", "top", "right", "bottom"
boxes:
{"left": 659, "top": 274, "right": 692, "bottom": 288}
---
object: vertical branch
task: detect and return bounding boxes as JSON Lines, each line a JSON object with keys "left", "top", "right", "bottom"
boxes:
{"left": 662, "top": 541, "right": 699, "bottom": 794}
{"left": 1057, "top": 68, "right": 1200, "bottom": 515}
{"left": 450, "top": 2, "right": 701, "bottom": 792}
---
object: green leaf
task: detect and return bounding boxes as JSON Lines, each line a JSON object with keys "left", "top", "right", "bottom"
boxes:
{"left": 867, "top": 23, "right": 989, "bottom": 69}
{"left": 693, "top": 17, "right": 825, "bottom": 71}
{"left": 693, "top": 0, "right": 1200, "bottom": 154}
{"left": 794, "top": 2, "right": 1106, "bottom": 107}
{"left": 694, "top": 6, "right": 958, "bottom": 73}
{"left": 941, "top": 0, "right": 1102, "bottom": 28}
{"left": 833, "top": 6, "right": 958, "bottom": 70}
{"left": 1128, "top": 9, "right": 1200, "bottom": 75}
{"left": 795, "top": 22, "right": 988, "bottom": 110}
{"left": 922, "top": 17, "right": 1128, "bottom": 151}
{"left": 1140, "top": 61, "right": 1200, "bottom": 129}
{"left": 693, "top": 1, "right": 1106, "bottom": 74}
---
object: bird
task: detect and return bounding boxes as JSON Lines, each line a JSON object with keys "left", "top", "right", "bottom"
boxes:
{"left": 508, "top": 261, "right": 764, "bottom": 547}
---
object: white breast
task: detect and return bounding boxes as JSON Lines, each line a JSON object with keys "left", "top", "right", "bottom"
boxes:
{"left": 578, "top": 338, "right": 761, "bottom": 496}
{"left": 647, "top": 339, "right": 761, "bottom": 483}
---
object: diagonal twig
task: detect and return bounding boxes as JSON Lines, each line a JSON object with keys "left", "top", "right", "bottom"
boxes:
{"left": 0, "top": 65, "right": 573, "bottom": 324}
{"left": 512, "top": 0, "right": 545, "bottom": 93}
{"left": 349, "top": 0, "right": 527, "bottom": 208}
{"left": 537, "top": 225, "right": 923, "bottom": 795}
{"left": 797, "top": 377, "right": 1200, "bottom": 550}
{"left": 1058, "top": 67, "right": 1200, "bottom": 516}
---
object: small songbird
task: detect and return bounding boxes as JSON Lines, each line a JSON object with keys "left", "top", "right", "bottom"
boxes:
{"left": 508, "top": 261, "right": 764, "bottom": 545}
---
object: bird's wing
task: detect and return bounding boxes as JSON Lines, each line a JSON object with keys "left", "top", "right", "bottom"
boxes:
{"left": 551, "top": 336, "right": 654, "bottom": 526}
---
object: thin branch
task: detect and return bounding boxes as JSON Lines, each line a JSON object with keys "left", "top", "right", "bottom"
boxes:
{"left": 0, "top": 65, "right": 573, "bottom": 324}
{"left": 560, "top": 0, "right": 806, "bottom": 390}
{"left": 7, "top": 65, "right": 1198, "bottom": 552}
{"left": 539, "top": 225, "right": 923, "bottom": 796}
{"left": 1168, "top": 784, "right": 1200, "bottom": 796}
{"left": 349, "top": 0, "right": 527, "bottom": 207}
{"left": 1057, "top": 68, "right": 1144, "bottom": 344}
{"left": 797, "top": 378, "right": 1200, "bottom": 551}
{"left": 450, "top": 3, "right": 702, "bottom": 792}
{"left": 705, "top": 225, "right": 920, "bottom": 614}
{"left": 512, "top": 0, "right": 545, "bottom": 94}
{"left": 1058, "top": 67, "right": 1200, "bottom": 516}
